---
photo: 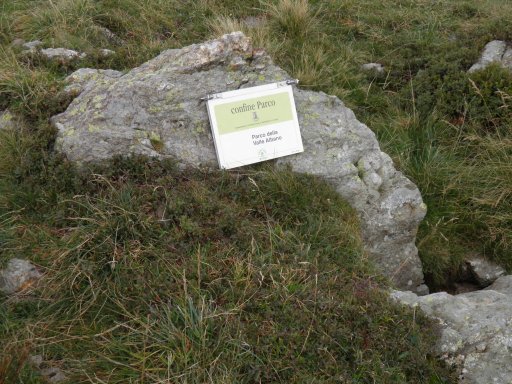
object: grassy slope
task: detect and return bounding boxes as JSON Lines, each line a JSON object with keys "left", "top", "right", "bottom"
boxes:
{"left": 0, "top": 154, "right": 453, "bottom": 383}
{"left": 0, "top": 0, "right": 511, "bottom": 382}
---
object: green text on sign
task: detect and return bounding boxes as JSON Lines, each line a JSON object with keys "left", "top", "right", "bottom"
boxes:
{"left": 214, "top": 92, "right": 293, "bottom": 135}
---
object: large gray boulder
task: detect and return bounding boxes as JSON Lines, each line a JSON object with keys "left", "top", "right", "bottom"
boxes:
{"left": 51, "top": 32, "right": 427, "bottom": 292}
{"left": 391, "top": 275, "right": 512, "bottom": 384}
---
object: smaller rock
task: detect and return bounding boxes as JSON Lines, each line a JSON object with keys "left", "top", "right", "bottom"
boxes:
{"left": 0, "top": 110, "right": 14, "bottom": 131}
{"left": 468, "top": 40, "right": 510, "bottom": 73}
{"left": 29, "top": 355, "right": 43, "bottom": 369}
{"left": 448, "top": 34, "right": 458, "bottom": 42}
{"left": 22, "top": 40, "right": 43, "bottom": 51}
{"left": 99, "top": 48, "right": 115, "bottom": 57}
{"left": 361, "top": 62, "right": 385, "bottom": 74}
{"left": 415, "top": 283, "right": 430, "bottom": 296}
{"left": 40, "top": 48, "right": 87, "bottom": 61}
{"left": 391, "top": 275, "right": 512, "bottom": 384}
{"left": 0, "top": 258, "right": 42, "bottom": 295}
{"left": 40, "top": 367, "right": 66, "bottom": 383}
{"left": 485, "top": 274, "right": 512, "bottom": 294}
{"left": 465, "top": 255, "right": 505, "bottom": 287}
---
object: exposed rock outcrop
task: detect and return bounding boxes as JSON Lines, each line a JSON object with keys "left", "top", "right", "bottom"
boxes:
{"left": 51, "top": 32, "right": 427, "bottom": 292}
{"left": 391, "top": 275, "right": 512, "bottom": 384}
{"left": 63, "top": 68, "right": 123, "bottom": 96}
{"left": 469, "top": 40, "right": 512, "bottom": 72}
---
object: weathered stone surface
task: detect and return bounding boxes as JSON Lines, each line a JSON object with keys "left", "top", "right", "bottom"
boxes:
{"left": 391, "top": 275, "right": 512, "bottom": 384}
{"left": 51, "top": 32, "right": 427, "bottom": 291}
{"left": 361, "top": 62, "right": 385, "bottom": 74}
{"left": 0, "top": 110, "right": 14, "bottom": 131}
{"left": 466, "top": 255, "right": 506, "bottom": 287}
{"left": 63, "top": 68, "right": 123, "bottom": 96}
{"left": 469, "top": 40, "right": 512, "bottom": 72}
{"left": 0, "top": 258, "right": 42, "bottom": 295}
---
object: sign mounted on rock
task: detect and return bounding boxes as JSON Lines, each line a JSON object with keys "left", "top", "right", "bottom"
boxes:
{"left": 205, "top": 80, "right": 304, "bottom": 169}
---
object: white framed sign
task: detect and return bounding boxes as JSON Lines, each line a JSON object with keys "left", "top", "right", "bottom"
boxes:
{"left": 206, "top": 81, "right": 304, "bottom": 169}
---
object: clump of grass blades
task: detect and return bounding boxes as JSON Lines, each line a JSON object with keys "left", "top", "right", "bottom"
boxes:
{"left": 13, "top": 0, "right": 99, "bottom": 50}
{"left": 262, "top": 0, "right": 318, "bottom": 40}
{"left": 0, "top": 48, "right": 62, "bottom": 119}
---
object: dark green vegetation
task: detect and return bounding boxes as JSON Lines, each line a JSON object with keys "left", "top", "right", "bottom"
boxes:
{"left": 1, "top": 0, "right": 511, "bottom": 382}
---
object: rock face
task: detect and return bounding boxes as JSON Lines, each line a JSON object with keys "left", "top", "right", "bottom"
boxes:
{"left": 469, "top": 40, "right": 512, "bottom": 72}
{"left": 391, "top": 275, "right": 512, "bottom": 384}
{"left": 63, "top": 68, "right": 123, "bottom": 97}
{"left": 51, "top": 32, "right": 427, "bottom": 292}
{"left": 0, "top": 258, "right": 42, "bottom": 295}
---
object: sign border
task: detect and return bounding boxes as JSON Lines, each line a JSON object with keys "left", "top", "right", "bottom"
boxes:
{"left": 206, "top": 81, "right": 303, "bottom": 169}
